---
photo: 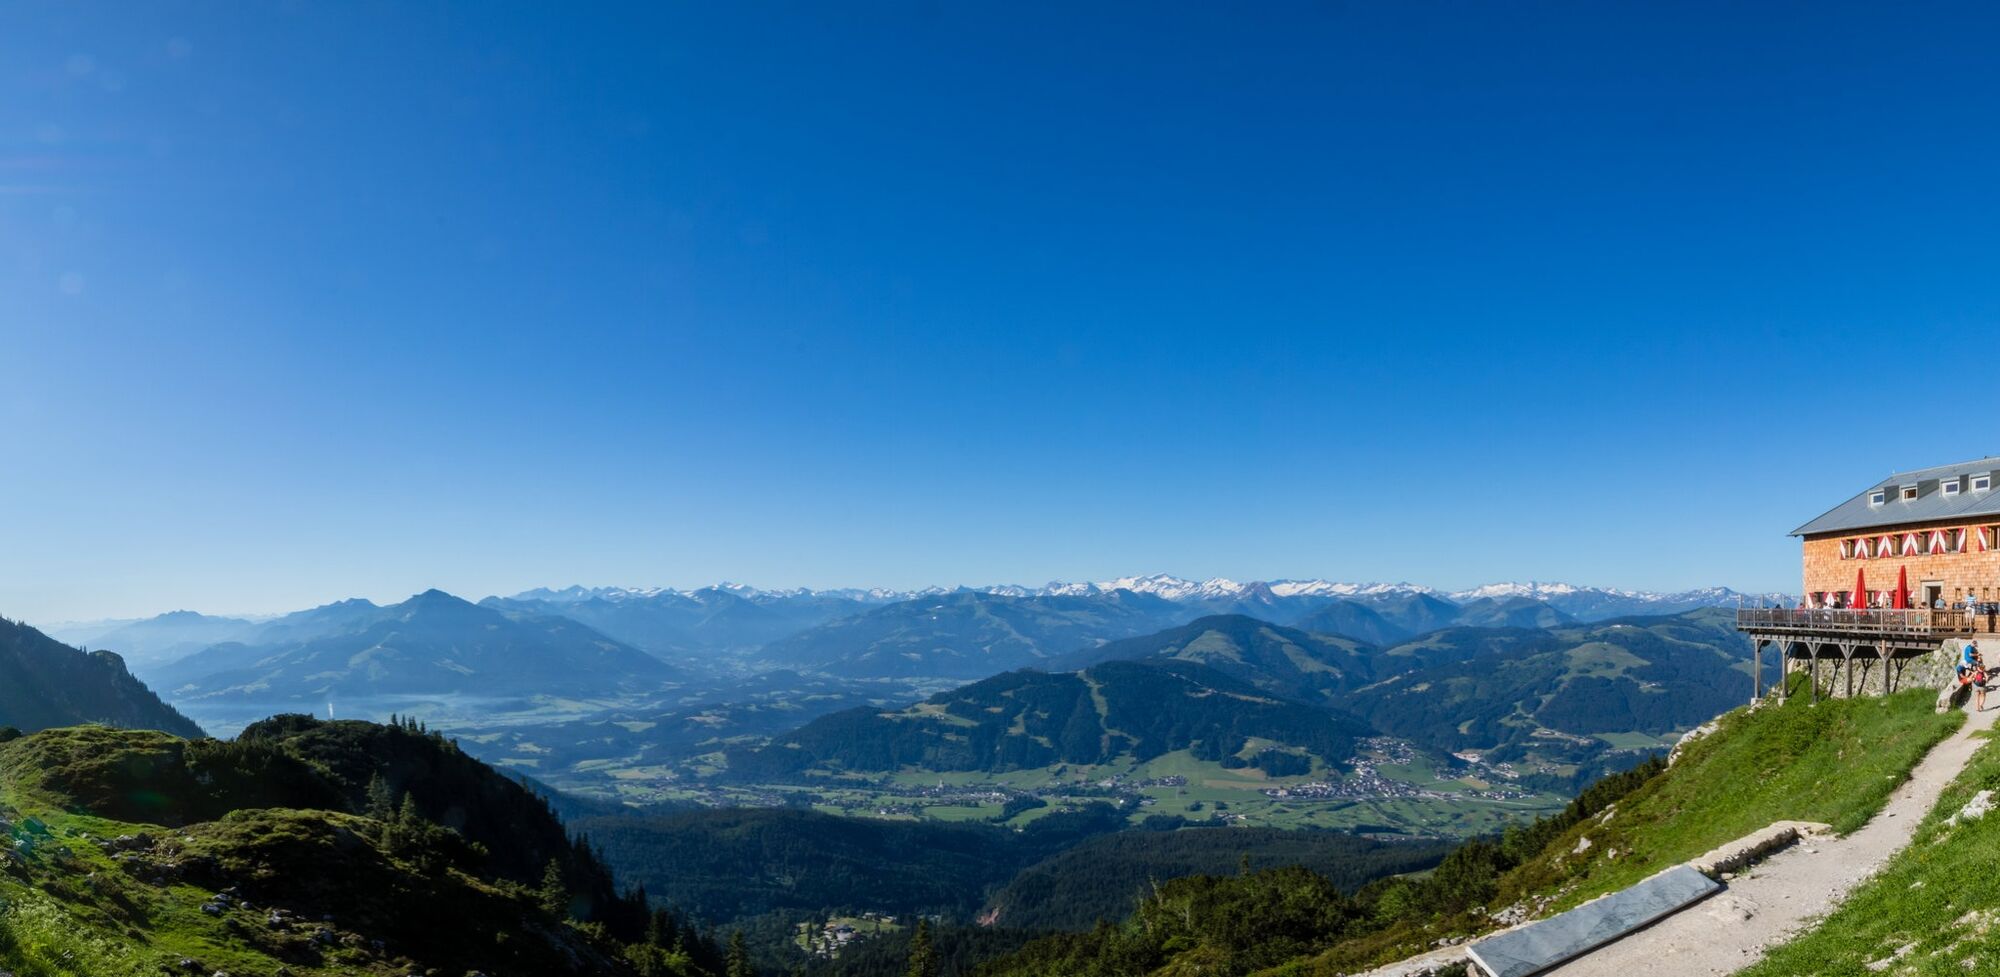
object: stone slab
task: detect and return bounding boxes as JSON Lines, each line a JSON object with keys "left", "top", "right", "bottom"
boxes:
{"left": 1465, "top": 865, "right": 1721, "bottom": 977}
{"left": 1346, "top": 945, "right": 1470, "bottom": 977}
{"left": 1688, "top": 820, "right": 1830, "bottom": 878}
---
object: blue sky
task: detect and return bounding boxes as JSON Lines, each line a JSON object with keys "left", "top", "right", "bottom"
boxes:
{"left": 5, "top": 2, "right": 1998, "bottom": 622}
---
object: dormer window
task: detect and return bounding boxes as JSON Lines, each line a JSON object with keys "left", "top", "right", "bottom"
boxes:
{"left": 1902, "top": 485, "right": 1920, "bottom": 502}
{"left": 1976, "top": 474, "right": 1993, "bottom": 493}
{"left": 1945, "top": 478, "right": 1963, "bottom": 498}
{"left": 1869, "top": 490, "right": 1887, "bottom": 506}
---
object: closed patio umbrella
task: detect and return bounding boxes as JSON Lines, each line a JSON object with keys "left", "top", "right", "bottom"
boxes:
{"left": 1853, "top": 567, "right": 1868, "bottom": 609}
{"left": 1894, "top": 566, "right": 1909, "bottom": 609}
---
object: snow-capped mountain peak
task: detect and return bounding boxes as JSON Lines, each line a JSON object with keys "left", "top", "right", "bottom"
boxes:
{"left": 502, "top": 577, "right": 1792, "bottom": 616}
{"left": 1449, "top": 581, "right": 1603, "bottom": 602}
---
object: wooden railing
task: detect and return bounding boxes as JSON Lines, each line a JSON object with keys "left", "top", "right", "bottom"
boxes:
{"left": 1736, "top": 607, "right": 1978, "bottom": 636}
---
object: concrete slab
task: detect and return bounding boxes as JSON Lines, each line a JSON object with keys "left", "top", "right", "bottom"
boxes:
{"left": 1465, "top": 865, "right": 1721, "bottom": 977}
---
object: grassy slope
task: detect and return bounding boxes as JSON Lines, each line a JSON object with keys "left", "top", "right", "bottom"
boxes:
{"left": 1741, "top": 728, "right": 2000, "bottom": 976}
{"left": 0, "top": 726, "right": 624, "bottom": 977}
{"left": 1504, "top": 687, "right": 1965, "bottom": 911}
{"left": 1278, "top": 687, "right": 1965, "bottom": 974}
{"left": 0, "top": 779, "right": 380, "bottom": 975}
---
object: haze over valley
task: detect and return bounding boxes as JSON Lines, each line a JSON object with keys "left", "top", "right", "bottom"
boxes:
{"left": 25, "top": 574, "right": 1782, "bottom": 841}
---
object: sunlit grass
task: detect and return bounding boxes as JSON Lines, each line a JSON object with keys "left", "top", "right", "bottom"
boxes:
{"left": 1741, "top": 728, "right": 2000, "bottom": 976}
{"left": 1503, "top": 687, "right": 1964, "bottom": 912}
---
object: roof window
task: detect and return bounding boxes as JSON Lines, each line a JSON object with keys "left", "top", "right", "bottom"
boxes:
{"left": 1902, "top": 485, "right": 1920, "bottom": 502}
{"left": 1945, "top": 478, "right": 1963, "bottom": 498}
{"left": 1869, "top": 490, "right": 1887, "bottom": 506}
{"left": 1976, "top": 474, "right": 1993, "bottom": 493}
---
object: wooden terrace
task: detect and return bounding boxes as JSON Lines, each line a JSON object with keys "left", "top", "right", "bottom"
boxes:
{"left": 1736, "top": 607, "right": 1982, "bottom": 703}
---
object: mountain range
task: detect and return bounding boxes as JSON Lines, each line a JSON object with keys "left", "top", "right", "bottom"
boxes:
{"left": 755, "top": 589, "right": 1193, "bottom": 679}
{"left": 480, "top": 586, "right": 874, "bottom": 661}
{"left": 476, "top": 576, "right": 1788, "bottom": 620}
{"left": 729, "top": 608, "right": 1754, "bottom": 787}
{"left": 46, "top": 575, "right": 1784, "bottom": 682}
{"left": 154, "top": 589, "right": 680, "bottom": 707}
{"left": 25, "top": 574, "right": 1783, "bottom": 779}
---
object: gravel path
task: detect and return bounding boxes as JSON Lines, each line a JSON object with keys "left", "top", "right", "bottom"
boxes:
{"left": 1538, "top": 702, "right": 1998, "bottom": 977}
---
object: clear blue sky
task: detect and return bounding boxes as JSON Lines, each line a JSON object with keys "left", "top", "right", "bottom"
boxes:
{"left": 5, "top": 2, "right": 1997, "bottom": 622}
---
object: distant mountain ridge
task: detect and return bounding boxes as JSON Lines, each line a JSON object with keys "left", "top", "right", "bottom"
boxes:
{"left": 69, "top": 610, "right": 259, "bottom": 670}
{"left": 155, "top": 590, "right": 680, "bottom": 706}
{"left": 480, "top": 586, "right": 874, "bottom": 661}
{"left": 50, "top": 577, "right": 1787, "bottom": 671}
{"left": 493, "top": 576, "right": 1790, "bottom": 618}
{"left": 755, "top": 589, "right": 1191, "bottom": 679}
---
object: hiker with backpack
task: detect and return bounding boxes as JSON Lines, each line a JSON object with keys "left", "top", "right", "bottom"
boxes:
{"left": 1959, "top": 641, "right": 1989, "bottom": 712}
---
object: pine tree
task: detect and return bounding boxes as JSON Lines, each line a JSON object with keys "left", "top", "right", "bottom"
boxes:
{"left": 364, "top": 772, "right": 395, "bottom": 821}
{"left": 905, "top": 918, "right": 937, "bottom": 977}
{"left": 381, "top": 792, "right": 422, "bottom": 856}
{"left": 725, "top": 930, "right": 752, "bottom": 977}
{"left": 540, "top": 858, "right": 569, "bottom": 918}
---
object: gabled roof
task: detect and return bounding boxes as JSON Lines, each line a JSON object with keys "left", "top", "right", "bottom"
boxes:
{"left": 1794, "top": 457, "right": 2000, "bottom": 536}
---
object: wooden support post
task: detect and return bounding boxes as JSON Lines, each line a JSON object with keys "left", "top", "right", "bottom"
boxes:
{"left": 1879, "top": 645, "right": 1891, "bottom": 694}
{"left": 1811, "top": 646, "right": 1820, "bottom": 703}
{"left": 1753, "top": 639, "right": 1763, "bottom": 702}
{"left": 1844, "top": 643, "right": 1855, "bottom": 698}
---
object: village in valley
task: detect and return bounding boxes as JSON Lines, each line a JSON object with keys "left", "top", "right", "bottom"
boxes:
{"left": 794, "top": 912, "right": 905, "bottom": 959}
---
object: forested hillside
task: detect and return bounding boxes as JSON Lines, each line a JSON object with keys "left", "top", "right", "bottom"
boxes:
{"left": 1336, "top": 608, "right": 1754, "bottom": 756}
{"left": 712, "top": 608, "right": 1753, "bottom": 806}
{"left": 1044, "top": 615, "right": 1374, "bottom": 705}
{"left": 731, "top": 658, "right": 1369, "bottom": 778}
{"left": 576, "top": 805, "right": 1130, "bottom": 923}
{"left": 0, "top": 615, "right": 203, "bottom": 737}
{"left": 982, "top": 826, "right": 1450, "bottom": 931}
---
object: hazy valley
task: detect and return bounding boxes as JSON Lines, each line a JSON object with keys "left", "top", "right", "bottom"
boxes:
{"left": 45, "top": 576, "right": 1780, "bottom": 838}
{"left": 0, "top": 575, "right": 1873, "bottom": 977}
